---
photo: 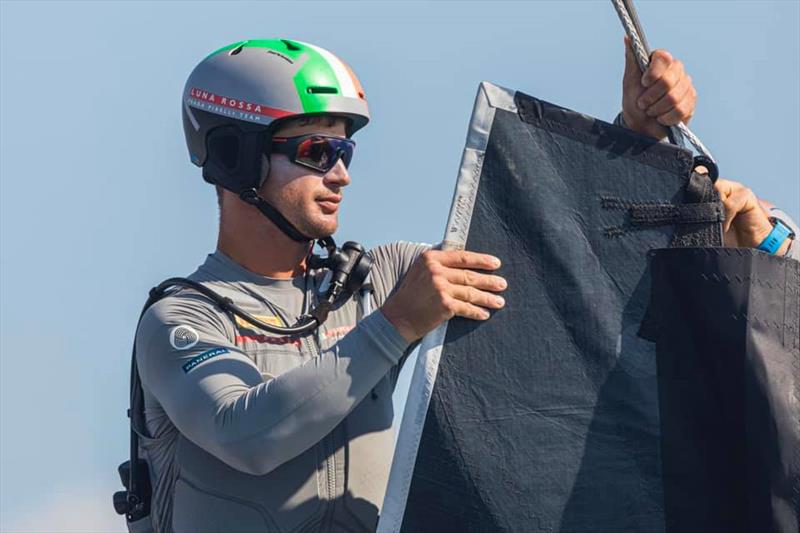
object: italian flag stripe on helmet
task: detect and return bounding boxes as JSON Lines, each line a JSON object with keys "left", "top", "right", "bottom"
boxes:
{"left": 301, "top": 41, "right": 360, "bottom": 98}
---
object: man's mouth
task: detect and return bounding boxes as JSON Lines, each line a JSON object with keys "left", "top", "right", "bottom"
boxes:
{"left": 316, "top": 195, "right": 342, "bottom": 214}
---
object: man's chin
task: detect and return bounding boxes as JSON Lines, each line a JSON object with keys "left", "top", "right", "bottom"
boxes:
{"left": 301, "top": 219, "right": 338, "bottom": 240}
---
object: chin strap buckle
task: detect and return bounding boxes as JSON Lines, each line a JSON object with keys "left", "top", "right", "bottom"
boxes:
{"left": 238, "top": 188, "right": 258, "bottom": 205}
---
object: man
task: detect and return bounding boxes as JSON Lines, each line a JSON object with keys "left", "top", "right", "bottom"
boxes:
{"left": 134, "top": 39, "right": 796, "bottom": 533}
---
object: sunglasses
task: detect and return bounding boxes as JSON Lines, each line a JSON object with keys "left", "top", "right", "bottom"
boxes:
{"left": 270, "top": 134, "right": 356, "bottom": 173}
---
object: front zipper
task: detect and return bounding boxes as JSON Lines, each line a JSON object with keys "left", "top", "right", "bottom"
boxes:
{"left": 300, "top": 282, "right": 339, "bottom": 526}
{"left": 295, "top": 330, "right": 343, "bottom": 528}
{"left": 315, "top": 343, "right": 338, "bottom": 526}
{"left": 326, "top": 435, "right": 336, "bottom": 523}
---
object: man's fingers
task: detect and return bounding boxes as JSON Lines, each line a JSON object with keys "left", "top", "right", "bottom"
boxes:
{"left": 656, "top": 96, "right": 694, "bottom": 127}
{"left": 446, "top": 297, "right": 492, "bottom": 321}
{"left": 714, "top": 178, "right": 741, "bottom": 236}
{"left": 713, "top": 177, "right": 776, "bottom": 249}
{"left": 721, "top": 188, "right": 755, "bottom": 233}
{"left": 641, "top": 49, "right": 674, "bottom": 87}
{"left": 716, "top": 179, "right": 759, "bottom": 233}
{"left": 449, "top": 284, "right": 506, "bottom": 310}
{"left": 683, "top": 85, "right": 697, "bottom": 124}
{"left": 645, "top": 75, "right": 691, "bottom": 118}
{"left": 714, "top": 178, "right": 741, "bottom": 201}
{"left": 433, "top": 250, "right": 501, "bottom": 270}
{"left": 444, "top": 268, "right": 507, "bottom": 292}
{"left": 638, "top": 58, "right": 683, "bottom": 109}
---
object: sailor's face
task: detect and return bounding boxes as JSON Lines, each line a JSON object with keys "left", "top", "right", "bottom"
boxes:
{"left": 260, "top": 119, "right": 351, "bottom": 238}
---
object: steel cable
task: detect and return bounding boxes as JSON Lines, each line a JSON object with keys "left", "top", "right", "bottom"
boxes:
{"left": 611, "top": 0, "right": 716, "bottom": 163}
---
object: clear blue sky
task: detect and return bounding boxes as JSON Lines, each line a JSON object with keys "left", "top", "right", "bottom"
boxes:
{"left": 1, "top": 1, "right": 798, "bottom": 530}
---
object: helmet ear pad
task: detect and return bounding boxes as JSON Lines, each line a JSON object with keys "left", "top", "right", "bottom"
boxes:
{"left": 202, "top": 125, "right": 270, "bottom": 194}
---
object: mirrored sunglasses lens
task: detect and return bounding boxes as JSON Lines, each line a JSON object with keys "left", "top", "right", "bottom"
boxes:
{"left": 296, "top": 137, "right": 354, "bottom": 171}
{"left": 296, "top": 138, "right": 330, "bottom": 171}
{"left": 329, "top": 139, "right": 354, "bottom": 168}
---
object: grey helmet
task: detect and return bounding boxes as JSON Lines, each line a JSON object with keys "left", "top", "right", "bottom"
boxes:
{"left": 181, "top": 39, "right": 370, "bottom": 241}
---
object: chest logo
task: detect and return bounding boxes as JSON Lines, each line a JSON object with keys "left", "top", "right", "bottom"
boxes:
{"left": 234, "top": 315, "right": 282, "bottom": 330}
{"left": 169, "top": 325, "right": 200, "bottom": 350}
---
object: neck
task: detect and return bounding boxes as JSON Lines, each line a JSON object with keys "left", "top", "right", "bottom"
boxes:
{"left": 217, "top": 204, "right": 311, "bottom": 279}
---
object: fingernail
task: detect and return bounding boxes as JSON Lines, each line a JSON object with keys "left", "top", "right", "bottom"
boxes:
{"left": 491, "top": 257, "right": 501, "bottom": 268}
{"left": 481, "top": 310, "right": 491, "bottom": 320}
{"left": 498, "top": 278, "right": 508, "bottom": 290}
{"left": 494, "top": 296, "right": 505, "bottom": 307}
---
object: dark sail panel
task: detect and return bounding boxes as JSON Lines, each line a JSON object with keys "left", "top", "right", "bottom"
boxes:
{"left": 646, "top": 248, "right": 799, "bottom": 533}
{"left": 381, "top": 82, "right": 798, "bottom": 533}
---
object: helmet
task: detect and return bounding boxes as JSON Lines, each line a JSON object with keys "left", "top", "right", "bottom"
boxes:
{"left": 182, "top": 39, "right": 370, "bottom": 194}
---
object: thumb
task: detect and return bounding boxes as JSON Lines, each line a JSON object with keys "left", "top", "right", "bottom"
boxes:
{"left": 623, "top": 36, "right": 642, "bottom": 88}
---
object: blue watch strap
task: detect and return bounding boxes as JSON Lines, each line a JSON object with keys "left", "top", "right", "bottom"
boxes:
{"left": 757, "top": 218, "right": 795, "bottom": 255}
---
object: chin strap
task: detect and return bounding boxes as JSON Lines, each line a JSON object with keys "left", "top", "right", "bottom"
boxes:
{"left": 239, "top": 188, "right": 312, "bottom": 243}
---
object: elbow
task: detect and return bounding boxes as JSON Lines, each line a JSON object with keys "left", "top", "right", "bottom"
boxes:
{"left": 207, "top": 409, "right": 284, "bottom": 476}
{"left": 209, "top": 435, "right": 283, "bottom": 476}
{"left": 209, "top": 424, "right": 323, "bottom": 476}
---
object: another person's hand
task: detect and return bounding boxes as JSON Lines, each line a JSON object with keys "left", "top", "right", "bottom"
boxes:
{"left": 381, "top": 250, "right": 507, "bottom": 343}
{"left": 713, "top": 177, "right": 791, "bottom": 256}
{"left": 622, "top": 38, "right": 697, "bottom": 140}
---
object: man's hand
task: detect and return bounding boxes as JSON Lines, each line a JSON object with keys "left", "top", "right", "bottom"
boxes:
{"left": 713, "top": 177, "right": 790, "bottom": 255}
{"left": 622, "top": 37, "right": 697, "bottom": 140}
{"left": 380, "top": 250, "right": 507, "bottom": 343}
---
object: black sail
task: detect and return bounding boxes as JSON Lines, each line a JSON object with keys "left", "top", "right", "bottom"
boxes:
{"left": 380, "top": 83, "right": 799, "bottom": 533}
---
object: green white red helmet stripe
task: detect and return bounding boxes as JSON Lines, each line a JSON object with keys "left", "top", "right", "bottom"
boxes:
{"left": 299, "top": 41, "right": 361, "bottom": 99}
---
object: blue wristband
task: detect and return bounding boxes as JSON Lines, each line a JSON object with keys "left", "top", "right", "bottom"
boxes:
{"left": 756, "top": 218, "right": 795, "bottom": 255}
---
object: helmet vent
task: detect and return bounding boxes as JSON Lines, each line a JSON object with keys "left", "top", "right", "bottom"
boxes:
{"left": 229, "top": 44, "right": 245, "bottom": 56}
{"left": 281, "top": 39, "right": 302, "bottom": 51}
{"left": 307, "top": 86, "right": 338, "bottom": 95}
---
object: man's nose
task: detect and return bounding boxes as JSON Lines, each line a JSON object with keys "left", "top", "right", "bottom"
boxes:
{"left": 323, "top": 159, "right": 351, "bottom": 187}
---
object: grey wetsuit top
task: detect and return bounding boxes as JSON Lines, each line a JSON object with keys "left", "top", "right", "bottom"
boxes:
{"left": 136, "top": 241, "right": 427, "bottom": 532}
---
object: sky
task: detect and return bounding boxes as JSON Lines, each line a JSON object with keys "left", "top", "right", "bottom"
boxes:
{"left": 1, "top": 1, "right": 798, "bottom": 531}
